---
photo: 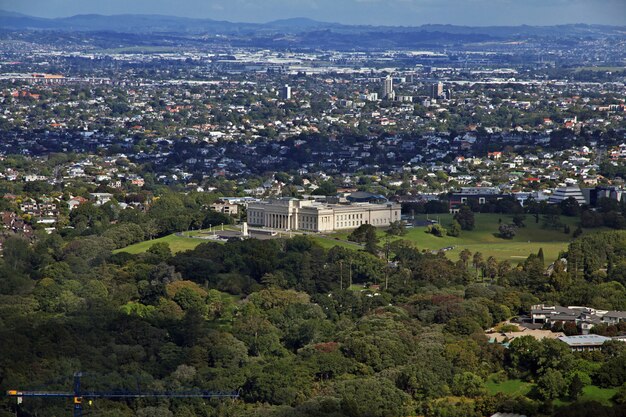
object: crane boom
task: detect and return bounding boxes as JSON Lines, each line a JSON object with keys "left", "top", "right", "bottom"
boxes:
{"left": 6, "top": 372, "right": 240, "bottom": 417}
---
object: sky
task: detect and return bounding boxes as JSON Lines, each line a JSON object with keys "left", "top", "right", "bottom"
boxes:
{"left": 2, "top": 0, "right": 626, "bottom": 26}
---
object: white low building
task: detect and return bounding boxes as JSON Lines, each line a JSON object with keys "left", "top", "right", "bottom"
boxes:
{"left": 247, "top": 198, "right": 401, "bottom": 232}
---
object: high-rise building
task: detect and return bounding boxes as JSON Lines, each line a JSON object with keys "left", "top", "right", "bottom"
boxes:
{"left": 279, "top": 84, "right": 292, "bottom": 100}
{"left": 381, "top": 76, "right": 395, "bottom": 100}
{"left": 430, "top": 82, "right": 444, "bottom": 99}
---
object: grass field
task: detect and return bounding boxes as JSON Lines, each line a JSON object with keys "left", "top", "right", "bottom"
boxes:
{"left": 324, "top": 213, "right": 596, "bottom": 263}
{"left": 310, "top": 236, "right": 364, "bottom": 250}
{"left": 401, "top": 214, "right": 573, "bottom": 263}
{"left": 576, "top": 385, "right": 618, "bottom": 405}
{"left": 117, "top": 213, "right": 601, "bottom": 263}
{"left": 485, "top": 379, "right": 533, "bottom": 397}
{"left": 115, "top": 233, "right": 205, "bottom": 254}
{"left": 486, "top": 378, "right": 617, "bottom": 406}
{"left": 116, "top": 225, "right": 242, "bottom": 254}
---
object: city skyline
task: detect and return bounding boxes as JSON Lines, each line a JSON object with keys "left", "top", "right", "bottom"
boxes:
{"left": 4, "top": 0, "right": 626, "bottom": 27}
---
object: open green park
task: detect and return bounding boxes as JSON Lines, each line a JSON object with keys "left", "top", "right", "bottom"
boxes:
{"left": 115, "top": 226, "right": 238, "bottom": 254}
{"left": 395, "top": 213, "right": 583, "bottom": 263}
{"left": 117, "top": 213, "right": 599, "bottom": 264}
{"left": 323, "top": 213, "right": 598, "bottom": 264}
{"left": 114, "top": 233, "right": 203, "bottom": 254}
{"left": 485, "top": 378, "right": 618, "bottom": 406}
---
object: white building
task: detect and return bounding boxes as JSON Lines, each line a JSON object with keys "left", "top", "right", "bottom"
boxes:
{"left": 280, "top": 84, "right": 292, "bottom": 100}
{"left": 89, "top": 193, "right": 114, "bottom": 206}
{"left": 247, "top": 198, "right": 401, "bottom": 232}
{"left": 548, "top": 186, "right": 586, "bottom": 205}
{"left": 381, "top": 76, "right": 395, "bottom": 100}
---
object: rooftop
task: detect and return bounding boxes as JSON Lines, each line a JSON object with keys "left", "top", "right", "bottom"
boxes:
{"left": 558, "top": 335, "right": 610, "bottom": 346}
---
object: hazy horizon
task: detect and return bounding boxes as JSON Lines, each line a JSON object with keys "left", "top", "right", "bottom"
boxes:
{"left": 4, "top": 0, "right": 626, "bottom": 27}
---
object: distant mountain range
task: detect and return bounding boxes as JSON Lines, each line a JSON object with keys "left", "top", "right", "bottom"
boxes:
{"left": 1, "top": 10, "right": 624, "bottom": 39}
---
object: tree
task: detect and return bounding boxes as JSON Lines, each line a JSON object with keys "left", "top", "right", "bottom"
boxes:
{"left": 454, "top": 206, "right": 475, "bottom": 230}
{"left": 543, "top": 205, "right": 563, "bottom": 229}
{"left": 513, "top": 213, "right": 526, "bottom": 228}
{"left": 569, "top": 374, "right": 584, "bottom": 400}
{"left": 573, "top": 225, "right": 583, "bottom": 238}
{"left": 485, "top": 256, "right": 498, "bottom": 281}
{"left": 386, "top": 221, "right": 406, "bottom": 236}
{"left": 451, "top": 372, "right": 486, "bottom": 397}
{"left": 137, "top": 407, "right": 173, "bottom": 417}
{"left": 459, "top": 249, "right": 472, "bottom": 269}
{"left": 348, "top": 224, "right": 377, "bottom": 243}
{"left": 335, "top": 378, "right": 413, "bottom": 417}
{"left": 147, "top": 242, "right": 172, "bottom": 260}
{"left": 312, "top": 180, "right": 337, "bottom": 196}
{"left": 537, "top": 248, "right": 545, "bottom": 266}
{"left": 537, "top": 369, "right": 567, "bottom": 400}
{"left": 560, "top": 197, "right": 580, "bottom": 217}
{"left": 613, "top": 382, "right": 626, "bottom": 405}
{"left": 448, "top": 220, "right": 462, "bottom": 237}
{"left": 364, "top": 236, "right": 379, "bottom": 255}
{"left": 103, "top": 223, "right": 145, "bottom": 249}
{"left": 427, "top": 223, "right": 447, "bottom": 237}
{"left": 2, "top": 236, "right": 33, "bottom": 273}
{"left": 472, "top": 252, "right": 484, "bottom": 275}
{"left": 498, "top": 224, "right": 517, "bottom": 239}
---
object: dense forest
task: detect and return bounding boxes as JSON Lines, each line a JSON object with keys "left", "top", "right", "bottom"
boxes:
{"left": 4, "top": 199, "right": 626, "bottom": 416}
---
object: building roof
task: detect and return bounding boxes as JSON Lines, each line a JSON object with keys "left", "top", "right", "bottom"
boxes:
{"left": 605, "top": 311, "right": 626, "bottom": 319}
{"left": 346, "top": 191, "right": 388, "bottom": 202}
{"left": 531, "top": 305, "right": 578, "bottom": 316}
{"left": 558, "top": 335, "right": 610, "bottom": 347}
{"left": 491, "top": 414, "right": 527, "bottom": 417}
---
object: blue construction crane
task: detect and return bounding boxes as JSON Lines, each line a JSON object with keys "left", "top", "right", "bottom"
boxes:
{"left": 6, "top": 372, "right": 240, "bottom": 417}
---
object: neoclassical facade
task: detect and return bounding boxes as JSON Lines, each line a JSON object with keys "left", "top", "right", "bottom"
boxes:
{"left": 247, "top": 198, "right": 401, "bottom": 232}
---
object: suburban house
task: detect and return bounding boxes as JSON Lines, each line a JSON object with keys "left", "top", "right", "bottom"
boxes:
{"left": 531, "top": 304, "right": 626, "bottom": 334}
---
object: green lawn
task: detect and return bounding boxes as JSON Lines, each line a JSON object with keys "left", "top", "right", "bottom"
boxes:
{"left": 487, "top": 379, "right": 617, "bottom": 406}
{"left": 402, "top": 213, "right": 585, "bottom": 262}
{"left": 554, "top": 385, "right": 618, "bottom": 406}
{"left": 116, "top": 214, "right": 601, "bottom": 263}
{"left": 310, "top": 236, "right": 364, "bottom": 250}
{"left": 485, "top": 379, "right": 533, "bottom": 397}
{"left": 116, "top": 225, "right": 241, "bottom": 255}
{"left": 326, "top": 213, "right": 598, "bottom": 263}
{"left": 115, "top": 233, "right": 205, "bottom": 255}
{"left": 579, "top": 385, "right": 618, "bottom": 405}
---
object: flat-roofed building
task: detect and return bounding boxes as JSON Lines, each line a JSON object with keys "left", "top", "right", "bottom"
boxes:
{"left": 210, "top": 200, "right": 239, "bottom": 216}
{"left": 247, "top": 198, "right": 400, "bottom": 232}
{"left": 558, "top": 335, "right": 611, "bottom": 352}
{"left": 449, "top": 187, "right": 502, "bottom": 213}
